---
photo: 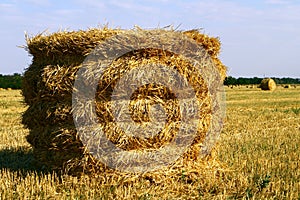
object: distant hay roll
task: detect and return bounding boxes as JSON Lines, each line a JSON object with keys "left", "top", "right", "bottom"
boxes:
{"left": 260, "top": 78, "right": 276, "bottom": 91}
{"left": 22, "top": 27, "right": 227, "bottom": 177}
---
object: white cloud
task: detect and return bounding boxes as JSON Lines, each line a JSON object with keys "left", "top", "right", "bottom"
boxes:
{"left": 0, "top": 3, "right": 16, "bottom": 13}
{"left": 74, "top": 0, "right": 107, "bottom": 10}
{"left": 0, "top": 2, "right": 24, "bottom": 22}
{"left": 0, "top": 3, "right": 14, "bottom": 8}
{"left": 54, "top": 9, "right": 83, "bottom": 16}
{"left": 24, "top": 0, "right": 50, "bottom": 6}
{"left": 176, "top": 1, "right": 260, "bottom": 23}
{"left": 265, "top": 0, "right": 290, "bottom": 5}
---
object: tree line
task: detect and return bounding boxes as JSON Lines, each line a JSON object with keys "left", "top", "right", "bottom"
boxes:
{"left": 0, "top": 74, "right": 299, "bottom": 89}
{"left": 0, "top": 73, "right": 22, "bottom": 89}
{"left": 224, "top": 76, "right": 300, "bottom": 86}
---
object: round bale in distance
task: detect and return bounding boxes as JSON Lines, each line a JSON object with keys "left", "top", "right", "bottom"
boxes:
{"left": 260, "top": 78, "right": 276, "bottom": 91}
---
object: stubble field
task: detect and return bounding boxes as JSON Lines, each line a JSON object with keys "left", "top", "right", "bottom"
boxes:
{"left": 0, "top": 86, "right": 299, "bottom": 199}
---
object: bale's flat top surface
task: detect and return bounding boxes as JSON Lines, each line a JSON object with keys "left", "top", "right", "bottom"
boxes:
{"left": 26, "top": 28, "right": 221, "bottom": 57}
{"left": 24, "top": 28, "right": 226, "bottom": 80}
{"left": 26, "top": 28, "right": 122, "bottom": 57}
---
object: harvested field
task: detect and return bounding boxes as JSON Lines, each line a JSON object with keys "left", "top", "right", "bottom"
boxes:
{"left": 0, "top": 87, "right": 300, "bottom": 199}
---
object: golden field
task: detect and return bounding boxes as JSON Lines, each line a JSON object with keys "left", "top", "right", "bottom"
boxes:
{"left": 0, "top": 86, "right": 299, "bottom": 199}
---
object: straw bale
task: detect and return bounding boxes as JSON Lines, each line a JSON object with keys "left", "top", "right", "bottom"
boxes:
{"left": 26, "top": 120, "right": 218, "bottom": 176}
{"left": 23, "top": 95, "right": 210, "bottom": 155}
{"left": 22, "top": 100, "right": 73, "bottom": 129}
{"left": 211, "top": 57, "right": 227, "bottom": 81}
{"left": 183, "top": 29, "right": 220, "bottom": 57}
{"left": 25, "top": 27, "right": 122, "bottom": 65}
{"left": 27, "top": 124, "right": 220, "bottom": 178}
{"left": 22, "top": 27, "right": 226, "bottom": 177}
{"left": 260, "top": 78, "right": 276, "bottom": 91}
{"left": 26, "top": 125, "right": 84, "bottom": 170}
{"left": 183, "top": 30, "right": 227, "bottom": 80}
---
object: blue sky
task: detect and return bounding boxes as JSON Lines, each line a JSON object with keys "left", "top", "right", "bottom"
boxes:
{"left": 0, "top": 0, "right": 300, "bottom": 77}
